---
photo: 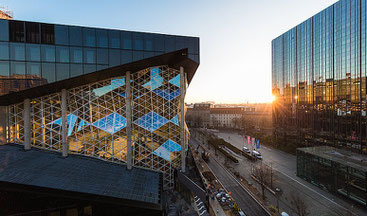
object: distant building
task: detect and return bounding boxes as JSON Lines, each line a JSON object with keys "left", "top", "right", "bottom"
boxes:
{"left": 186, "top": 103, "right": 212, "bottom": 127}
{"left": 210, "top": 107, "right": 244, "bottom": 128}
{"left": 0, "top": 8, "right": 12, "bottom": 20}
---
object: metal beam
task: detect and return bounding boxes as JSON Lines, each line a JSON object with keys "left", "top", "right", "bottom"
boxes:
{"left": 126, "top": 71, "right": 132, "bottom": 170}
{"left": 23, "top": 99, "right": 31, "bottom": 150}
{"left": 180, "top": 66, "right": 186, "bottom": 172}
{"left": 61, "top": 89, "right": 68, "bottom": 157}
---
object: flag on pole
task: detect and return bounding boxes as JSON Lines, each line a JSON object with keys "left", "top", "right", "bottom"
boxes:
{"left": 247, "top": 136, "right": 250, "bottom": 145}
{"left": 256, "top": 139, "right": 260, "bottom": 149}
{"left": 251, "top": 137, "right": 255, "bottom": 149}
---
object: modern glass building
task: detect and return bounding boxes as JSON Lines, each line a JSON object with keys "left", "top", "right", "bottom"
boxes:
{"left": 272, "top": 0, "right": 367, "bottom": 154}
{"left": 0, "top": 18, "right": 199, "bottom": 95}
{"left": 0, "top": 18, "right": 199, "bottom": 192}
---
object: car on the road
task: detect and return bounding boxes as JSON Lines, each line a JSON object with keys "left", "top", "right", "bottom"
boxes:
{"left": 238, "top": 210, "right": 246, "bottom": 216}
{"left": 252, "top": 150, "right": 262, "bottom": 160}
{"left": 242, "top": 146, "right": 251, "bottom": 153}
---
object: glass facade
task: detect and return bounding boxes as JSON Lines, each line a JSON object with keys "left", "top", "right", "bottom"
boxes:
{"left": 297, "top": 147, "right": 367, "bottom": 207}
{"left": 0, "top": 19, "right": 199, "bottom": 95}
{"left": 272, "top": 0, "right": 367, "bottom": 154}
{"left": 8, "top": 66, "right": 188, "bottom": 189}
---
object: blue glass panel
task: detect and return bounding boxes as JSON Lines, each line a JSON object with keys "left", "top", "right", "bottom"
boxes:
{"left": 27, "top": 62, "right": 40, "bottom": 76}
{"left": 41, "top": 45, "right": 55, "bottom": 62}
{"left": 133, "top": 33, "right": 143, "bottom": 50}
{"left": 108, "top": 30, "right": 120, "bottom": 48}
{"left": 0, "top": 42, "right": 9, "bottom": 60}
{"left": 56, "top": 46, "right": 69, "bottom": 63}
{"left": 153, "top": 145, "right": 171, "bottom": 161}
{"left": 69, "top": 26, "right": 82, "bottom": 46}
{"left": 121, "top": 50, "right": 132, "bottom": 64}
{"left": 54, "top": 25, "right": 69, "bottom": 45}
{"left": 97, "top": 48, "right": 108, "bottom": 64}
{"left": 165, "top": 35, "right": 175, "bottom": 52}
{"left": 134, "top": 111, "right": 169, "bottom": 132}
{"left": 109, "top": 49, "right": 120, "bottom": 67}
{"left": 93, "top": 78, "right": 125, "bottom": 97}
{"left": 121, "top": 31, "right": 132, "bottom": 49}
{"left": 143, "top": 68, "right": 163, "bottom": 90}
{"left": 42, "top": 63, "right": 55, "bottom": 83}
{"left": 92, "top": 112, "right": 127, "bottom": 134}
{"left": 144, "top": 33, "right": 154, "bottom": 51}
{"left": 154, "top": 34, "right": 164, "bottom": 52}
{"left": 70, "top": 64, "right": 83, "bottom": 77}
{"left": 77, "top": 119, "right": 90, "bottom": 132}
{"left": 70, "top": 47, "right": 83, "bottom": 63}
{"left": 83, "top": 64, "right": 96, "bottom": 74}
{"left": 56, "top": 63, "right": 69, "bottom": 81}
{"left": 96, "top": 29, "right": 108, "bottom": 48}
{"left": 26, "top": 44, "right": 41, "bottom": 61}
{"left": 84, "top": 48, "right": 96, "bottom": 64}
{"left": 170, "top": 115, "right": 179, "bottom": 126}
{"left": 162, "top": 139, "right": 181, "bottom": 152}
{"left": 132, "top": 51, "right": 143, "bottom": 61}
{"left": 11, "top": 61, "right": 25, "bottom": 75}
{"left": 169, "top": 74, "right": 180, "bottom": 87}
{"left": 175, "top": 36, "right": 186, "bottom": 50}
{"left": 0, "top": 61, "right": 9, "bottom": 76}
{"left": 152, "top": 89, "right": 180, "bottom": 100}
{"left": 68, "top": 114, "right": 78, "bottom": 136}
{"left": 0, "top": 19, "right": 9, "bottom": 41}
{"left": 83, "top": 28, "right": 96, "bottom": 47}
{"left": 10, "top": 43, "right": 25, "bottom": 61}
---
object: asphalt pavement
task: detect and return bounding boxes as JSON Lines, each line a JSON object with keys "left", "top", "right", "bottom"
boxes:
{"left": 191, "top": 137, "right": 270, "bottom": 216}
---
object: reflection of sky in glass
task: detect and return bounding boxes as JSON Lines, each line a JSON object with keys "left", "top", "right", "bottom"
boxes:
{"left": 48, "top": 114, "right": 77, "bottom": 136}
{"left": 143, "top": 68, "right": 163, "bottom": 90}
{"left": 169, "top": 74, "right": 180, "bottom": 87}
{"left": 152, "top": 89, "right": 180, "bottom": 100}
{"left": 170, "top": 115, "right": 179, "bottom": 126}
{"left": 93, "top": 78, "right": 125, "bottom": 97}
{"left": 93, "top": 112, "right": 127, "bottom": 134}
{"left": 153, "top": 139, "right": 181, "bottom": 161}
{"left": 134, "top": 111, "right": 168, "bottom": 132}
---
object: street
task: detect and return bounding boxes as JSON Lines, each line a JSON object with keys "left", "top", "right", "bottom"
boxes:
{"left": 191, "top": 137, "right": 270, "bottom": 216}
{"left": 215, "top": 131, "right": 367, "bottom": 216}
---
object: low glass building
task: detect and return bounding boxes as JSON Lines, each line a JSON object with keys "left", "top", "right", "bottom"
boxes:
{"left": 0, "top": 18, "right": 200, "bottom": 190}
{"left": 297, "top": 146, "right": 367, "bottom": 207}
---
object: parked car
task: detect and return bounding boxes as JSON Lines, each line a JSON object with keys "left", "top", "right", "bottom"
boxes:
{"left": 242, "top": 146, "right": 251, "bottom": 153}
{"left": 252, "top": 150, "right": 262, "bottom": 159}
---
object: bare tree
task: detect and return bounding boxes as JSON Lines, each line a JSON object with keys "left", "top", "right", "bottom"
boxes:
{"left": 252, "top": 164, "right": 271, "bottom": 200}
{"left": 290, "top": 192, "right": 309, "bottom": 216}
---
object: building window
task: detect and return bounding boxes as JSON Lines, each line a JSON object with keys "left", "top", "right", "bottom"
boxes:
{"left": 84, "top": 48, "right": 96, "bottom": 64}
{"left": 69, "top": 26, "right": 82, "bottom": 46}
{"left": 41, "top": 23, "right": 55, "bottom": 44}
{"left": 70, "top": 47, "right": 83, "bottom": 63}
{"left": 0, "top": 61, "right": 9, "bottom": 76}
{"left": 56, "top": 46, "right": 69, "bottom": 63}
{"left": 0, "top": 19, "right": 9, "bottom": 41}
{"left": 26, "top": 44, "right": 41, "bottom": 61}
{"left": 121, "top": 31, "right": 132, "bottom": 49}
{"left": 25, "top": 22, "right": 40, "bottom": 43}
{"left": 27, "top": 62, "right": 41, "bottom": 76}
{"left": 9, "top": 20, "right": 25, "bottom": 42}
{"left": 108, "top": 30, "right": 120, "bottom": 49}
{"left": 11, "top": 61, "right": 26, "bottom": 75}
{"left": 96, "top": 30, "right": 108, "bottom": 48}
{"left": 10, "top": 43, "right": 25, "bottom": 61}
{"left": 41, "top": 45, "right": 55, "bottom": 62}
{"left": 55, "top": 25, "right": 69, "bottom": 45}
{"left": 42, "top": 63, "right": 55, "bottom": 83}
{"left": 83, "top": 28, "right": 96, "bottom": 47}
{"left": 56, "top": 63, "right": 69, "bottom": 81}
{"left": 0, "top": 42, "right": 9, "bottom": 60}
{"left": 96, "top": 48, "right": 108, "bottom": 64}
{"left": 133, "top": 33, "right": 143, "bottom": 50}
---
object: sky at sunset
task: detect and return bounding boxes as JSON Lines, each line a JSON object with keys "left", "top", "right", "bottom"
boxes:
{"left": 2, "top": 0, "right": 338, "bottom": 103}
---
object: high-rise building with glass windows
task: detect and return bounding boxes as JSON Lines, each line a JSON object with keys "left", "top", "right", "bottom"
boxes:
{"left": 272, "top": 0, "right": 367, "bottom": 154}
{"left": 0, "top": 18, "right": 199, "bottom": 214}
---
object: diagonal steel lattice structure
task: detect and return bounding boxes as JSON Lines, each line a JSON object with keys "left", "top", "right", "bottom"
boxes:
{"left": 8, "top": 65, "right": 188, "bottom": 189}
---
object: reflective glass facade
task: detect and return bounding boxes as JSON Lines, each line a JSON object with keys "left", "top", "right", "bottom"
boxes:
{"left": 272, "top": 0, "right": 367, "bottom": 153}
{"left": 8, "top": 66, "right": 188, "bottom": 189}
{"left": 0, "top": 19, "right": 199, "bottom": 95}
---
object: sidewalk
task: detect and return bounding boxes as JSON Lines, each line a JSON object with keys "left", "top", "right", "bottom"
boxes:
{"left": 209, "top": 197, "right": 227, "bottom": 216}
